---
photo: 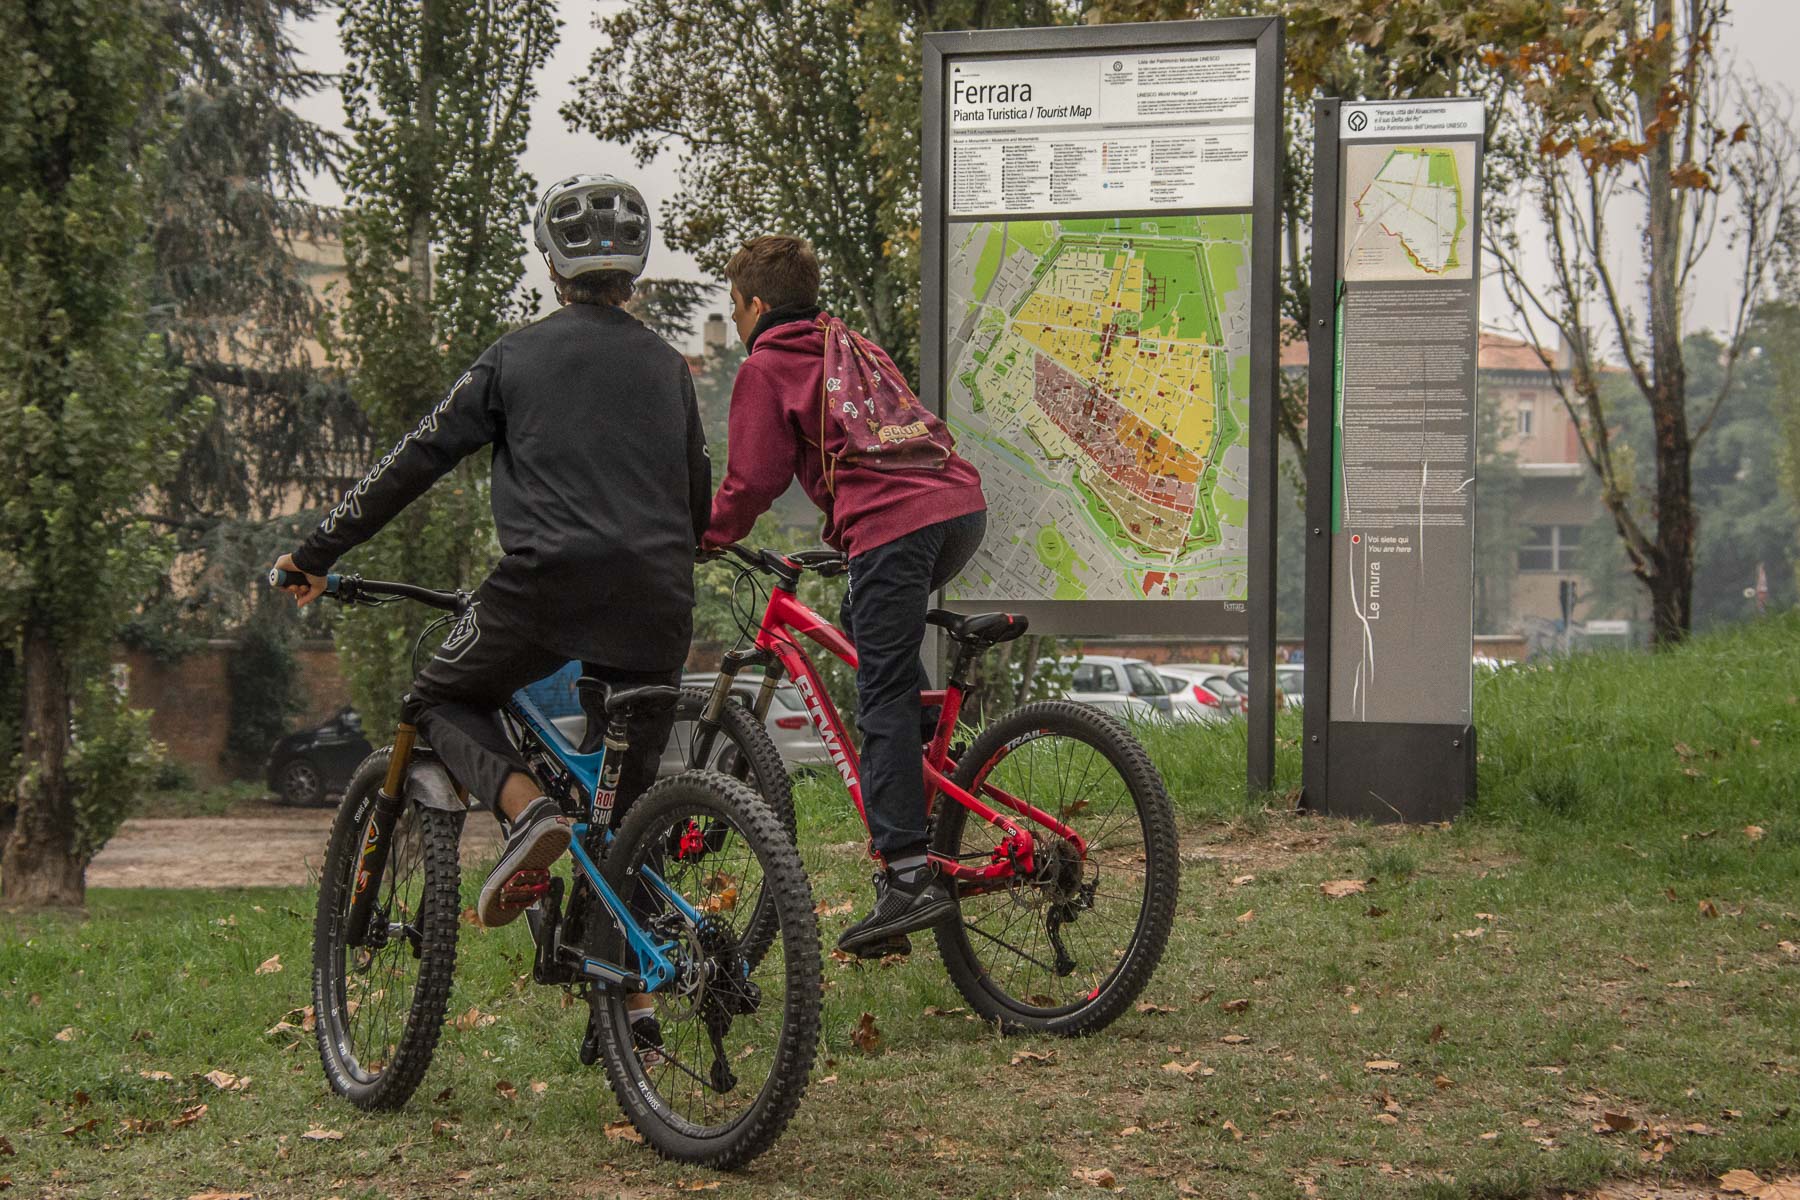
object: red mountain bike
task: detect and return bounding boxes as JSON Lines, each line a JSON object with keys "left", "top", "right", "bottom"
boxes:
{"left": 678, "top": 543, "right": 1179, "bottom": 1036}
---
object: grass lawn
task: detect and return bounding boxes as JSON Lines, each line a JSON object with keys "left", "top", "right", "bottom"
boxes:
{"left": 5, "top": 614, "right": 1799, "bottom": 1199}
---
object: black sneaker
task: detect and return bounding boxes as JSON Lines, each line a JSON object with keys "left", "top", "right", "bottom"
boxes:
{"left": 847, "top": 933, "right": 911, "bottom": 961}
{"left": 477, "top": 797, "right": 571, "bottom": 928}
{"left": 836, "top": 862, "right": 954, "bottom": 957}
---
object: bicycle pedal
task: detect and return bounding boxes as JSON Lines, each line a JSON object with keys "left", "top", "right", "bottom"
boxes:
{"left": 498, "top": 868, "right": 552, "bottom": 906}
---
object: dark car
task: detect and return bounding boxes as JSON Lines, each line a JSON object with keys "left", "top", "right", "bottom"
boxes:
{"left": 266, "top": 707, "right": 374, "bottom": 806}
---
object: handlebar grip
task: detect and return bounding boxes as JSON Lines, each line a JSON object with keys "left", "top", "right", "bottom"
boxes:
{"left": 267, "top": 567, "right": 340, "bottom": 595}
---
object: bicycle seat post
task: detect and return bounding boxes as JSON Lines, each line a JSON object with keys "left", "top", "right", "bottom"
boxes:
{"left": 592, "top": 715, "right": 630, "bottom": 828}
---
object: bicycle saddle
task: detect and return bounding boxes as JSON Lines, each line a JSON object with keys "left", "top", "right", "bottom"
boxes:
{"left": 926, "top": 609, "right": 1029, "bottom": 646}
{"left": 575, "top": 679, "right": 681, "bottom": 716}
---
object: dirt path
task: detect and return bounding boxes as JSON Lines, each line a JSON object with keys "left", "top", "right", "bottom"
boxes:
{"left": 88, "top": 806, "right": 502, "bottom": 889}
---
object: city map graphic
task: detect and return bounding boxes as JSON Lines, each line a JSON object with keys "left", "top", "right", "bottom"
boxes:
{"left": 1341, "top": 143, "right": 1475, "bottom": 282}
{"left": 942, "top": 216, "right": 1252, "bottom": 605}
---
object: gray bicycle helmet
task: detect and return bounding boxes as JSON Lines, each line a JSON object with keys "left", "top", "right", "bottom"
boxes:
{"left": 532, "top": 173, "right": 652, "bottom": 279}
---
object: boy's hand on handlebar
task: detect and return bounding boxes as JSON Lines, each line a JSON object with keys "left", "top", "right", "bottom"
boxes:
{"left": 273, "top": 553, "right": 328, "bottom": 608}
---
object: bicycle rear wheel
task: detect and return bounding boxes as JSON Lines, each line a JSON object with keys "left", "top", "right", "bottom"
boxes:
{"left": 313, "top": 749, "right": 462, "bottom": 1108}
{"left": 595, "top": 771, "right": 820, "bottom": 1168}
{"left": 930, "top": 701, "right": 1178, "bottom": 1036}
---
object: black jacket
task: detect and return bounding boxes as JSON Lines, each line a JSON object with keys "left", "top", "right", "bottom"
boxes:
{"left": 294, "top": 303, "right": 709, "bottom": 671}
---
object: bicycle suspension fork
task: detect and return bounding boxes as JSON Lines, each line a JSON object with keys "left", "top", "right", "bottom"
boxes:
{"left": 344, "top": 722, "right": 416, "bottom": 947}
{"left": 691, "top": 647, "right": 780, "bottom": 766}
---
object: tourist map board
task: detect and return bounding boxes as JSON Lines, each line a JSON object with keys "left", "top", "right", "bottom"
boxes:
{"left": 926, "top": 31, "right": 1275, "bottom": 634}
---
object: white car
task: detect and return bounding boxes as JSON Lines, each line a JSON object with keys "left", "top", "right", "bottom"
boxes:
{"left": 1066, "top": 655, "right": 1173, "bottom": 720}
{"left": 1157, "top": 665, "right": 1243, "bottom": 723}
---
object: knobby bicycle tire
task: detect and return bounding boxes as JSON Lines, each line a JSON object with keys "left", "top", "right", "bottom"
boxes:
{"left": 671, "top": 687, "right": 797, "bottom": 964}
{"left": 930, "top": 700, "right": 1179, "bottom": 1037}
{"left": 596, "top": 771, "right": 821, "bottom": 1168}
{"left": 312, "top": 749, "right": 462, "bottom": 1109}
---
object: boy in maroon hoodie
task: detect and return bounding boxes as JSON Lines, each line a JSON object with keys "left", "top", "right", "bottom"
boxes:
{"left": 703, "top": 235, "right": 987, "bottom": 956}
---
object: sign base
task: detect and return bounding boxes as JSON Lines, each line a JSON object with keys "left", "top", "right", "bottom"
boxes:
{"left": 1314, "top": 722, "right": 1474, "bottom": 823}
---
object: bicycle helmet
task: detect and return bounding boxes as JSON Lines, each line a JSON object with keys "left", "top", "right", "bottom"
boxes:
{"left": 532, "top": 173, "right": 652, "bottom": 279}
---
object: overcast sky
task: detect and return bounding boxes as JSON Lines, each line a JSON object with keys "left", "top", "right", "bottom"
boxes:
{"left": 291, "top": 0, "right": 1800, "bottom": 354}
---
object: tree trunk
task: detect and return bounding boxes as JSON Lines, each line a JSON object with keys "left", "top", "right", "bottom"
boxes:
{"left": 1640, "top": 0, "right": 1696, "bottom": 647}
{"left": 1, "top": 627, "right": 85, "bottom": 909}
{"left": 407, "top": 0, "right": 438, "bottom": 310}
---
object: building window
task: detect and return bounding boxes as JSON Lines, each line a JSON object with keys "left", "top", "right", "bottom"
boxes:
{"left": 1518, "top": 524, "right": 1582, "bottom": 572}
{"left": 1518, "top": 398, "right": 1534, "bottom": 436}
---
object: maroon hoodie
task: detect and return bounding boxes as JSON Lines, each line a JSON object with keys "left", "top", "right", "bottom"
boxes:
{"left": 705, "top": 315, "right": 986, "bottom": 557}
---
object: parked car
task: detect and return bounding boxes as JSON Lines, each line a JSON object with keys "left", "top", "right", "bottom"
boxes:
{"left": 1160, "top": 663, "right": 1250, "bottom": 718}
{"left": 266, "top": 707, "right": 373, "bottom": 806}
{"left": 1225, "top": 666, "right": 1306, "bottom": 709}
{"left": 1066, "top": 655, "right": 1173, "bottom": 719}
{"left": 1156, "top": 666, "right": 1240, "bottom": 724}
{"left": 541, "top": 667, "right": 832, "bottom": 776}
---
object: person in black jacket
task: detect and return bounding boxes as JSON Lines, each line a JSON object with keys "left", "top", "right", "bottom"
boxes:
{"left": 275, "top": 174, "right": 708, "bottom": 934}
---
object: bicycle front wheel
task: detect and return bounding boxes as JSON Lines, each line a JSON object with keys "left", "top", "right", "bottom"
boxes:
{"left": 931, "top": 701, "right": 1179, "bottom": 1036}
{"left": 595, "top": 771, "right": 821, "bottom": 1168}
{"left": 312, "top": 749, "right": 462, "bottom": 1109}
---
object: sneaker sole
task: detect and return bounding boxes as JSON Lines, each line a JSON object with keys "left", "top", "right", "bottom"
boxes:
{"left": 836, "top": 895, "right": 956, "bottom": 956}
{"left": 478, "top": 823, "right": 572, "bottom": 928}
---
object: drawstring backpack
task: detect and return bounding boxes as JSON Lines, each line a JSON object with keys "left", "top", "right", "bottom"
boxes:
{"left": 816, "top": 315, "right": 953, "bottom": 494}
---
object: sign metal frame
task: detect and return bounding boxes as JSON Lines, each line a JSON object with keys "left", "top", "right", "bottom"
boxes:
{"left": 922, "top": 18, "right": 1284, "bottom": 792}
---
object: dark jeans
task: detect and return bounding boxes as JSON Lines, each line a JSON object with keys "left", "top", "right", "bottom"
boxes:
{"left": 406, "top": 579, "right": 679, "bottom": 823}
{"left": 840, "top": 510, "right": 987, "bottom": 859}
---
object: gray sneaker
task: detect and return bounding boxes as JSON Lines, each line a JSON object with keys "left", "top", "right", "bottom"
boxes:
{"left": 477, "top": 797, "right": 571, "bottom": 927}
{"left": 837, "top": 862, "right": 953, "bottom": 957}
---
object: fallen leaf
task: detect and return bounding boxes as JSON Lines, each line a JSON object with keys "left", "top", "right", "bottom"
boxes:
{"left": 1072, "top": 1166, "right": 1118, "bottom": 1188}
{"left": 1455, "top": 927, "right": 1486, "bottom": 939}
{"left": 60, "top": 1118, "right": 100, "bottom": 1137}
{"left": 1011, "top": 1049, "right": 1056, "bottom": 1066}
{"left": 0, "top": 1139, "right": 9, "bottom": 1157}
{"left": 1221, "top": 1119, "right": 1243, "bottom": 1141}
{"left": 1479, "top": 1130, "right": 1499, "bottom": 1141}
{"left": 1230, "top": 874, "right": 1256, "bottom": 886}
{"left": 678, "top": 1183, "right": 721, "bottom": 1193}
{"left": 1373, "top": 1113, "right": 1399, "bottom": 1126}
{"left": 1622, "top": 955, "right": 1651, "bottom": 972}
{"left": 1134, "top": 1001, "right": 1176, "bottom": 1015}
{"left": 1119, "top": 1125, "right": 1140, "bottom": 1137}
{"left": 814, "top": 898, "right": 854, "bottom": 917}
{"left": 1236, "top": 909, "right": 1255, "bottom": 924}
{"left": 1320, "top": 879, "right": 1367, "bottom": 898}
{"left": 1780, "top": 941, "right": 1799, "bottom": 956}
{"left": 187, "top": 1192, "right": 256, "bottom": 1200}
{"left": 138, "top": 1069, "right": 174, "bottom": 1082}
{"left": 494, "top": 1080, "right": 518, "bottom": 1101}
{"left": 1665, "top": 887, "right": 1680, "bottom": 902}
{"left": 1219, "top": 1034, "right": 1251, "bottom": 1045}
{"left": 1366, "top": 1060, "right": 1401, "bottom": 1072}
{"left": 1426, "top": 1023, "right": 1447, "bottom": 1043}
{"left": 1745, "top": 825, "right": 1766, "bottom": 841}
{"left": 255, "top": 954, "right": 283, "bottom": 975}
{"left": 453, "top": 1006, "right": 498, "bottom": 1032}
{"left": 1434, "top": 1074, "right": 1455, "bottom": 1090}
{"left": 1220, "top": 998, "right": 1250, "bottom": 1013}
{"left": 1667, "top": 979, "right": 1694, "bottom": 989}
{"left": 1475, "top": 912, "right": 1497, "bottom": 921}
{"left": 170, "top": 1104, "right": 207, "bottom": 1129}
{"left": 300, "top": 1127, "right": 343, "bottom": 1141}
{"left": 1700, "top": 899, "right": 1720, "bottom": 919}
{"left": 1603, "top": 1111, "right": 1638, "bottom": 1133}
{"left": 1364, "top": 905, "right": 1388, "bottom": 918}
{"left": 1721, "top": 1170, "right": 1767, "bottom": 1195}
{"left": 200, "top": 1070, "right": 249, "bottom": 1092}
{"left": 529, "top": 1081, "right": 547, "bottom": 1095}
{"left": 264, "top": 1020, "right": 303, "bottom": 1038}
{"left": 54, "top": 1027, "right": 77, "bottom": 1043}
{"left": 851, "top": 1011, "right": 881, "bottom": 1054}
{"left": 828, "top": 948, "right": 858, "bottom": 967}
{"left": 922, "top": 1005, "right": 967, "bottom": 1017}
{"left": 1161, "top": 1060, "right": 1214, "bottom": 1079}
{"left": 818, "top": 1074, "right": 837, "bottom": 1084}
{"left": 604, "top": 1119, "right": 644, "bottom": 1144}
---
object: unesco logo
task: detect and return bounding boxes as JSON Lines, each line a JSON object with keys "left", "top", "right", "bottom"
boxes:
{"left": 1347, "top": 109, "right": 1369, "bottom": 132}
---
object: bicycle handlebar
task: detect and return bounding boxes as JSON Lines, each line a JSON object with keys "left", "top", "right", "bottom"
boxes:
{"left": 706, "top": 543, "right": 849, "bottom": 579}
{"left": 266, "top": 567, "right": 467, "bottom": 613}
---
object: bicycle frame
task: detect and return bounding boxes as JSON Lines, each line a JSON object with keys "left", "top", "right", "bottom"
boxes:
{"left": 721, "top": 582, "right": 1086, "bottom": 891}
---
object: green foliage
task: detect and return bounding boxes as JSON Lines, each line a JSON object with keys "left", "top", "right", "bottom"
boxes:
{"left": 626, "top": 278, "right": 719, "bottom": 345}
{"left": 566, "top": 0, "right": 1074, "bottom": 383}
{"left": 329, "top": 0, "right": 558, "bottom": 728}
{"left": 0, "top": 0, "right": 203, "bottom": 896}
{"left": 222, "top": 622, "right": 301, "bottom": 779}
{"left": 66, "top": 677, "right": 166, "bottom": 862}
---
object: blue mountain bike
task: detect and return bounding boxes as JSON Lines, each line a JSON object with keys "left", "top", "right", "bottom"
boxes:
{"left": 270, "top": 569, "right": 821, "bottom": 1167}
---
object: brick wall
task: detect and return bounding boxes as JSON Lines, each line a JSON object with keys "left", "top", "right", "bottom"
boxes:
{"left": 118, "top": 640, "right": 353, "bottom": 786}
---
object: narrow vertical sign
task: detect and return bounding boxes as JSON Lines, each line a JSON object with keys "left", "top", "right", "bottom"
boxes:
{"left": 1305, "top": 97, "right": 1484, "bottom": 822}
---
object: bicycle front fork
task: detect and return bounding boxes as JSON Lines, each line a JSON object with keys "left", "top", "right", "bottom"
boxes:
{"left": 344, "top": 722, "right": 416, "bottom": 948}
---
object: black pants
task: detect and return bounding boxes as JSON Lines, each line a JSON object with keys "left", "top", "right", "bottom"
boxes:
{"left": 406, "top": 581, "right": 679, "bottom": 823}
{"left": 840, "top": 510, "right": 987, "bottom": 859}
